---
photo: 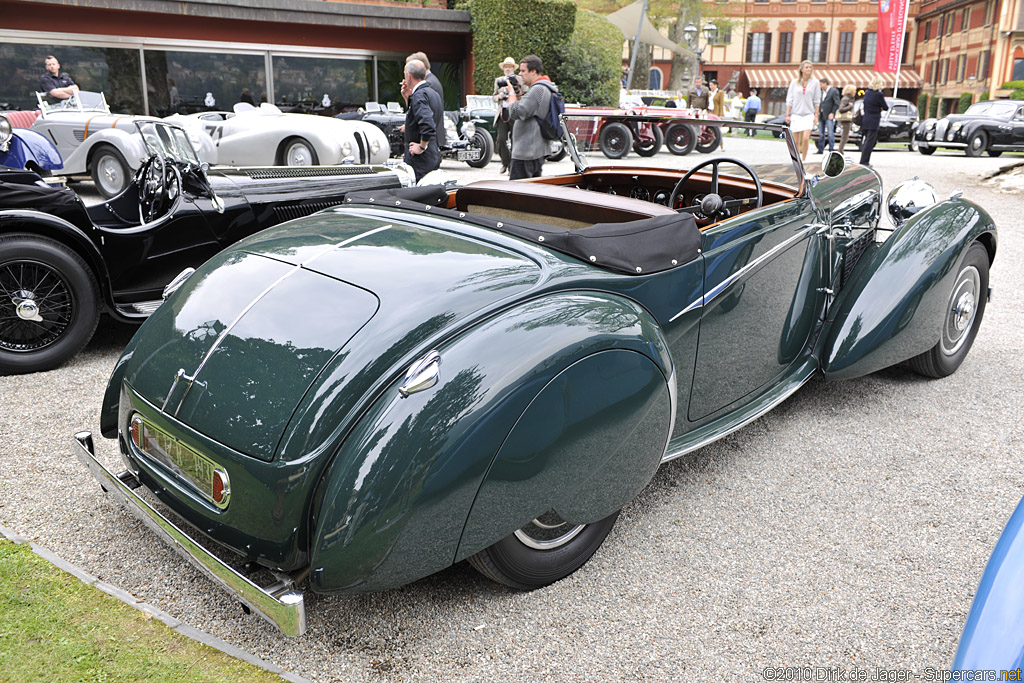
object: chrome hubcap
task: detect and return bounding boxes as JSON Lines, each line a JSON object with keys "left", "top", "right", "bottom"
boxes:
{"left": 14, "top": 291, "right": 43, "bottom": 322}
{"left": 513, "top": 510, "right": 586, "bottom": 550}
{"left": 941, "top": 265, "right": 980, "bottom": 355}
{"left": 287, "top": 145, "right": 311, "bottom": 166}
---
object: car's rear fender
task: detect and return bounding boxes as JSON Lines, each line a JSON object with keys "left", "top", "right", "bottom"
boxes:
{"left": 821, "top": 199, "right": 996, "bottom": 380}
{"left": 307, "top": 292, "right": 673, "bottom": 593}
{"left": 0, "top": 129, "right": 63, "bottom": 171}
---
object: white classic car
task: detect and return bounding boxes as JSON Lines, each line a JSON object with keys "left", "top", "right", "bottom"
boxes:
{"left": 26, "top": 91, "right": 215, "bottom": 198}
{"left": 167, "top": 102, "right": 390, "bottom": 167}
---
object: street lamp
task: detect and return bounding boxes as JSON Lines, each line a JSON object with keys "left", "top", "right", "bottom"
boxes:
{"left": 682, "top": 20, "right": 719, "bottom": 83}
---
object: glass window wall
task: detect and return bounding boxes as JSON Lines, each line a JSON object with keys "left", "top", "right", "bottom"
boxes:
{"left": 272, "top": 55, "right": 372, "bottom": 116}
{"left": 0, "top": 43, "right": 142, "bottom": 113}
{"left": 145, "top": 49, "right": 266, "bottom": 116}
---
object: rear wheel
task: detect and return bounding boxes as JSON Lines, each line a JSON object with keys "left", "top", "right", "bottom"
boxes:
{"left": 598, "top": 122, "right": 632, "bottom": 159}
{"left": 695, "top": 126, "right": 721, "bottom": 153}
{"left": 281, "top": 137, "right": 319, "bottom": 166}
{"left": 965, "top": 131, "right": 987, "bottom": 157}
{"left": 0, "top": 234, "right": 100, "bottom": 374}
{"left": 90, "top": 146, "right": 131, "bottom": 198}
{"left": 987, "top": 150, "right": 1003, "bottom": 157}
{"left": 664, "top": 123, "right": 696, "bottom": 155}
{"left": 468, "top": 509, "right": 620, "bottom": 590}
{"left": 918, "top": 144, "right": 935, "bottom": 155}
{"left": 632, "top": 124, "right": 664, "bottom": 157}
{"left": 465, "top": 129, "right": 494, "bottom": 168}
{"left": 906, "top": 242, "right": 989, "bottom": 378}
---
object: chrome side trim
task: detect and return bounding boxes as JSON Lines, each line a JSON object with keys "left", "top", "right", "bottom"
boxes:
{"left": 73, "top": 431, "right": 306, "bottom": 637}
{"left": 660, "top": 371, "right": 815, "bottom": 464}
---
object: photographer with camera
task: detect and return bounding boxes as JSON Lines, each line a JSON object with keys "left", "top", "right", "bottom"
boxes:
{"left": 504, "top": 55, "right": 558, "bottom": 181}
{"left": 493, "top": 57, "right": 521, "bottom": 175}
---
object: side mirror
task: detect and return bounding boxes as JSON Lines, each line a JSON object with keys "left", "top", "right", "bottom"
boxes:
{"left": 822, "top": 151, "right": 845, "bottom": 177}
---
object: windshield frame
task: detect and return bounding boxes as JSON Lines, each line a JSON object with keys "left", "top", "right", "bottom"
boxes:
{"left": 559, "top": 113, "right": 803, "bottom": 185}
{"left": 135, "top": 120, "right": 201, "bottom": 166}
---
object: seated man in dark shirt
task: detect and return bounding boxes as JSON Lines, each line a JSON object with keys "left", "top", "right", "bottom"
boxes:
{"left": 39, "top": 55, "right": 78, "bottom": 101}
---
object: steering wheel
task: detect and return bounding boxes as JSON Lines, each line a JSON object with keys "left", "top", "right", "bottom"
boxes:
{"left": 139, "top": 155, "right": 171, "bottom": 223}
{"left": 669, "top": 157, "right": 764, "bottom": 222}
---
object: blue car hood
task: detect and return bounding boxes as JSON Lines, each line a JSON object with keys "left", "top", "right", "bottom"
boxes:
{"left": 122, "top": 209, "right": 541, "bottom": 460}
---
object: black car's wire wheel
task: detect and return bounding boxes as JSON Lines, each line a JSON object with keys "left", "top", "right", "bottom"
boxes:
{"left": 906, "top": 242, "right": 989, "bottom": 378}
{"left": 0, "top": 234, "right": 100, "bottom": 374}
{"left": 468, "top": 509, "right": 620, "bottom": 590}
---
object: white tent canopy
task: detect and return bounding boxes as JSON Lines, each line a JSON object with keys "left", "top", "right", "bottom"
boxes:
{"left": 606, "top": 0, "right": 690, "bottom": 56}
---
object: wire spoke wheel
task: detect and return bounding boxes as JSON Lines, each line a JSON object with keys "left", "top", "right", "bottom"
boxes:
{"left": 0, "top": 259, "right": 73, "bottom": 352}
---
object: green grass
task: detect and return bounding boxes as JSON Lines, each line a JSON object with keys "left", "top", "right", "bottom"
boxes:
{"left": 0, "top": 540, "right": 287, "bottom": 683}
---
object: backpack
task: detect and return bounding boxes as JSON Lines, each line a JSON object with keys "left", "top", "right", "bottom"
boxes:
{"left": 533, "top": 81, "right": 565, "bottom": 140}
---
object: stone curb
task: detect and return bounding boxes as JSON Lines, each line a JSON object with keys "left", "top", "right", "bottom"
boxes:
{"left": 0, "top": 522, "right": 310, "bottom": 683}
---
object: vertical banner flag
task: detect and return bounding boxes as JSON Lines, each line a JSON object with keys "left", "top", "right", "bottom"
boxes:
{"left": 876, "top": 0, "right": 909, "bottom": 72}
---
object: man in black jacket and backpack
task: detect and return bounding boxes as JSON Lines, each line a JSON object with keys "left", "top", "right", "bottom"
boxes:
{"left": 815, "top": 77, "right": 841, "bottom": 154}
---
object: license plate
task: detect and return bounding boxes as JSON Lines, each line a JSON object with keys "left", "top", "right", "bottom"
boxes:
{"left": 457, "top": 149, "right": 481, "bottom": 161}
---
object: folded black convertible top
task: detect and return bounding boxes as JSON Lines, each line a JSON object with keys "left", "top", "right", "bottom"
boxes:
{"left": 344, "top": 184, "right": 701, "bottom": 276}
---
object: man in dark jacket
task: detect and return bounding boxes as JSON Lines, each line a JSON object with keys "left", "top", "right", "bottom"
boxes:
{"left": 407, "top": 52, "right": 446, "bottom": 148}
{"left": 815, "top": 77, "right": 841, "bottom": 153}
{"left": 859, "top": 77, "right": 890, "bottom": 166}
{"left": 688, "top": 76, "right": 709, "bottom": 111}
{"left": 402, "top": 60, "right": 443, "bottom": 182}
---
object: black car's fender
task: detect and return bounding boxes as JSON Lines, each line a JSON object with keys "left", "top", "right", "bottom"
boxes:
{"left": 0, "top": 208, "right": 114, "bottom": 305}
{"left": 821, "top": 199, "right": 997, "bottom": 380}
{"left": 307, "top": 292, "right": 674, "bottom": 593}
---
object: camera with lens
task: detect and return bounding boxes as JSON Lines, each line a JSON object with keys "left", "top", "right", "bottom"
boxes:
{"left": 496, "top": 74, "right": 521, "bottom": 97}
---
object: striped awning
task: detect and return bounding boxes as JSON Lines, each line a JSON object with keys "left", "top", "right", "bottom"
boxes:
{"left": 743, "top": 66, "right": 923, "bottom": 89}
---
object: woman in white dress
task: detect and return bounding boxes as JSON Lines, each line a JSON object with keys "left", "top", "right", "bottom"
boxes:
{"left": 785, "top": 60, "right": 821, "bottom": 161}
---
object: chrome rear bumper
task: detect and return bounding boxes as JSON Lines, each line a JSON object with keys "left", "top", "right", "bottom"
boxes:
{"left": 73, "top": 431, "right": 306, "bottom": 636}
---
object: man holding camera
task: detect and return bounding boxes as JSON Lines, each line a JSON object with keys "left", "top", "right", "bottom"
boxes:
{"left": 503, "top": 55, "right": 558, "bottom": 181}
{"left": 492, "top": 57, "right": 520, "bottom": 175}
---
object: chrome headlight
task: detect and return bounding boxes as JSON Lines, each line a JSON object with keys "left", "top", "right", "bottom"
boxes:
{"left": 460, "top": 121, "right": 476, "bottom": 137}
{"left": 0, "top": 115, "right": 12, "bottom": 151}
{"left": 370, "top": 138, "right": 381, "bottom": 155}
{"left": 887, "top": 177, "right": 938, "bottom": 227}
{"left": 951, "top": 122, "right": 962, "bottom": 132}
{"left": 341, "top": 141, "right": 353, "bottom": 159}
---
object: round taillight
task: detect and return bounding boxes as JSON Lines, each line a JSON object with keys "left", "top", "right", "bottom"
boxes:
{"left": 130, "top": 415, "right": 142, "bottom": 449}
{"left": 212, "top": 470, "right": 229, "bottom": 508}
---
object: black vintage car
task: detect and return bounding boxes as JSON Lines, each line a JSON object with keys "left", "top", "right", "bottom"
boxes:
{"left": 915, "top": 99, "right": 1024, "bottom": 157}
{"left": 0, "top": 120, "right": 412, "bottom": 374}
{"left": 813, "top": 97, "right": 919, "bottom": 149}
{"left": 339, "top": 102, "right": 494, "bottom": 168}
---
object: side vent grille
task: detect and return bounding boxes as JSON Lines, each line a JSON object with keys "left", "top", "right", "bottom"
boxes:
{"left": 244, "top": 166, "right": 374, "bottom": 180}
{"left": 272, "top": 199, "right": 345, "bottom": 222}
{"left": 841, "top": 228, "right": 876, "bottom": 287}
{"left": 73, "top": 129, "right": 86, "bottom": 142}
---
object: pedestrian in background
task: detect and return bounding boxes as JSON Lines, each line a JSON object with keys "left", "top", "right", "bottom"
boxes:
{"left": 688, "top": 76, "right": 709, "bottom": 111}
{"left": 815, "top": 77, "right": 840, "bottom": 154}
{"left": 858, "top": 75, "right": 889, "bottom": 167}
{"left": 401, "top": 59, "right": 443, "bottom": 182}
{"left": 504, "top": 55, "right": 558, "bottom": 180}
{"left": 407, "top": 52, "right": 446, "bottom": 148}
{"left": 836, "top": 84, "right": 856, "bottom": 154}
{"left": 709, "top": 78, "right": 726, "bottom": 151}
{"left": 785, "top": 60, "right": 821, "bottom": 160}
{"left": 743, "top": 89, "right": 760, "bottom": 136}
{"left": 492, "top": 57, "right": 519, "bottom": 175}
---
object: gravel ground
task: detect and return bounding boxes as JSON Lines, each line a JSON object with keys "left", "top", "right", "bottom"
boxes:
{"left": 1, "top": 142, "right": 1022, "bottom": 682}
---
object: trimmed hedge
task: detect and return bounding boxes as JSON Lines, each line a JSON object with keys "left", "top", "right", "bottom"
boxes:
{"left": 979, "top": 92, "right": 990, "bottom": 101}
{"left": 958, "top": 92, "right": 973, "bottom": 113}
{"left": 551, "top": 9, "right": 623, "bottom": 106}
{"left": 917, "top": 93, "right": 928, "bottom": 114}
{"left": 928, "top": 97, "right": 938, "bottom": 118}
{"left": 467, "top": 0, "right": 576, "bottom": 95}
{"left": 1001, "top": 80, "right": 1024, "bottom": 99}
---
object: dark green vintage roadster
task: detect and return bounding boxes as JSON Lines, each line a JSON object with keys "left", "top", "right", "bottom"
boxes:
{"left": 74, "top": 115, "right": 996, "bottom": 636}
